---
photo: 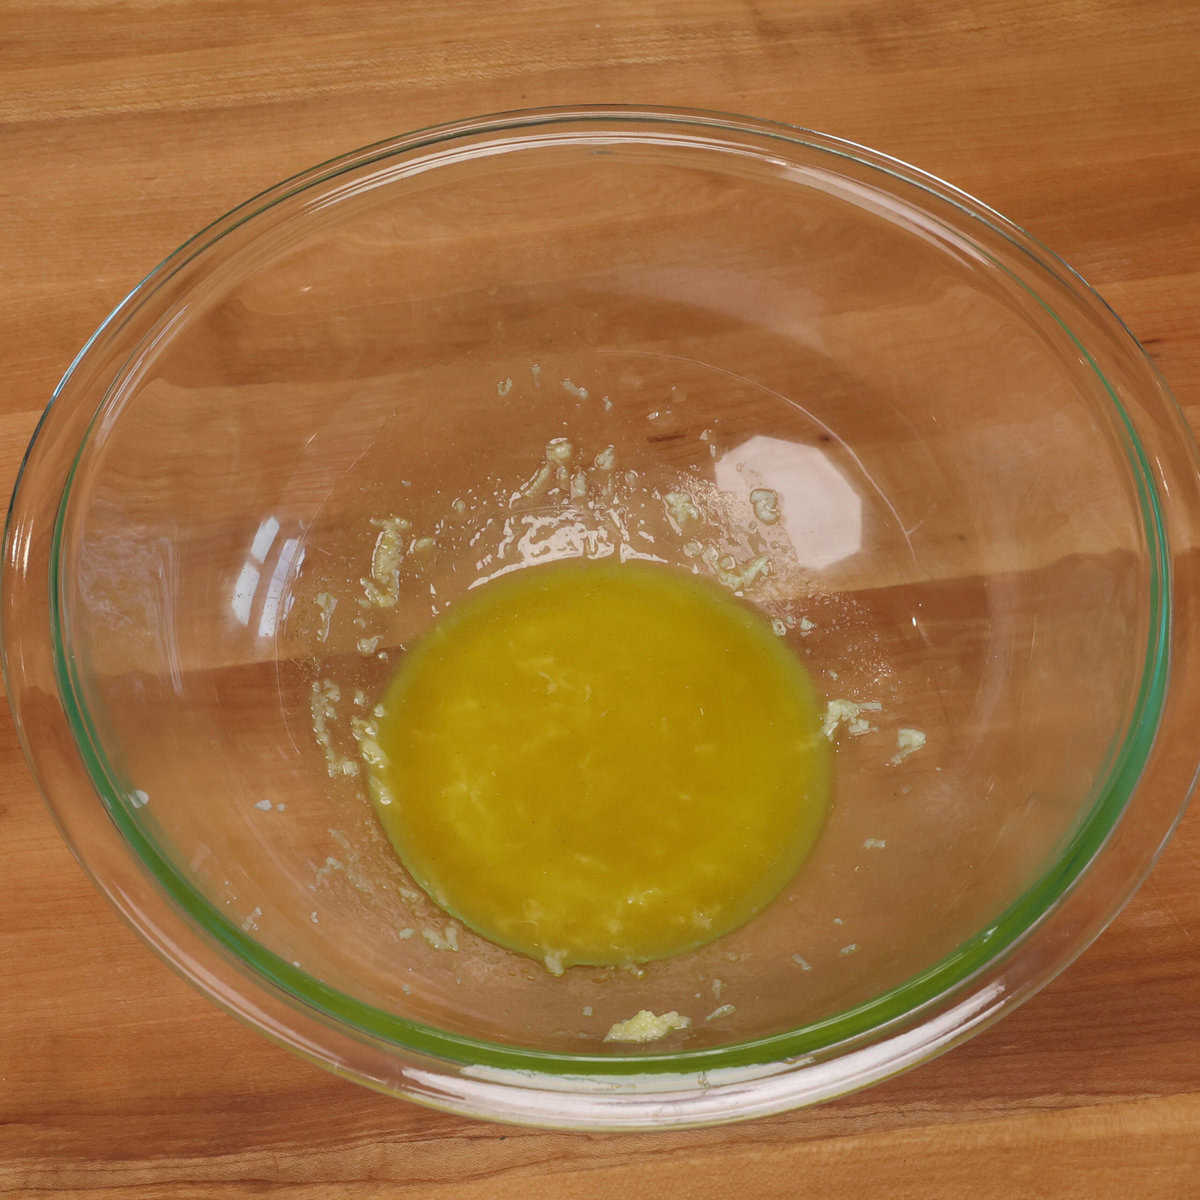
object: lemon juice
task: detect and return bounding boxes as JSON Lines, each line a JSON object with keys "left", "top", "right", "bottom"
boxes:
{"left": 368, "top": 560, "right": 830, "bottom": 971}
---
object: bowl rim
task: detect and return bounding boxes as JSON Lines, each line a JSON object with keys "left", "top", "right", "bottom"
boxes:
{"left": 6, "top": 103, "right": 1197, "bottom": 1127}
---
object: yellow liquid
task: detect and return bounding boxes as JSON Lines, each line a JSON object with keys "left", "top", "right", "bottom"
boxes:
{"left": 370, "top": 560, "right": 830, "bottom": 970}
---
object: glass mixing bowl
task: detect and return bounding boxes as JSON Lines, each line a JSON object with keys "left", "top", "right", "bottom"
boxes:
{"left": 5, "top": 107, "right": 1200, "bottom": 1129}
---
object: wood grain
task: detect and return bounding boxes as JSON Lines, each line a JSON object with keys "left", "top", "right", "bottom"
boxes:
{"left": 2, "top": 0, "right": 1199, "bottom": 1195}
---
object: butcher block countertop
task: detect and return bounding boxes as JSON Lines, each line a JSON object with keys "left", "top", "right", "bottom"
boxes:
{"left": 2, "top": 1, "right": 1198, "bottom": 1196}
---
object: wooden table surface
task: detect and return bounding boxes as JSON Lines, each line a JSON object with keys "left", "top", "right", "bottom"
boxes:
{"left": 3, "top": 1, "right": 1199, "bottom": 1195}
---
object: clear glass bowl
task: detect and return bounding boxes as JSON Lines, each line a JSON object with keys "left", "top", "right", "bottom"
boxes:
{"left": 5, "top": 106, "right": 1199, "bottom": 1129}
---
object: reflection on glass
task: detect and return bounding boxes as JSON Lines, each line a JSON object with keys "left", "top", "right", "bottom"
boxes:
{"left": 249, "top": 515, "right": 280, "bottom": 563}
{"left": 258, "top": 538, "right": 303, "bottom": 639}
{"left": 231, "top": 562, "right": 260, "bottom": 626}
{"left": 231, "top": 516, "right": 304, "bottom": 635}
{"left": 715, "top": 435, "right": 862, "bottom": 569}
